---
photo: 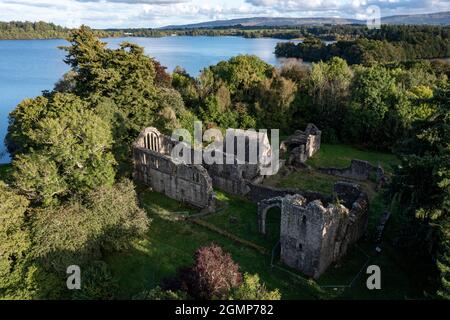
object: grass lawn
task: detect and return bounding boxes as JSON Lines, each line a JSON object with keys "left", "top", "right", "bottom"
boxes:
{"left": 306, "top": 144, "right": 400, "bottom": 172}
{"left": 106, "top": 188, "right": 427, "bottom": 300}
{"left": 105, "top": 189, "right": 325, "bottom": 299}
{"left": 204, "top": 191, "right": 280, "bottom": 251}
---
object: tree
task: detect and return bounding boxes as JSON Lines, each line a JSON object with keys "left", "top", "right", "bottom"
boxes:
{"left": 31, "top": 179, "right": 149, "bottom": 273}
{"left": 9, "top": 93, "right": 116, "bottom": 205}
{"left": 208, "top": 55, "right": 273, "bottom": 99}
{"left": 61, "top": 26, "right": 191, "bottom": 172}
{"left": 190, "top": 244, "right": 243, "bottom": 299}
{"left": 344, "top": 65, "right": 397, "bottom": 148}
{"left": 254, "top": 71, "right": 298, "bottom": 131}
{"left": 390, "top": 84, "right": 449, "bottom": 298}
{"left": 172, "top": 67, "right": 201, "bottom": 110}
{"left": 303, "top": 57, "right": 352, "bottom": 141}
{"left": 0, "top": 183, "right": 31, "bottom": 299}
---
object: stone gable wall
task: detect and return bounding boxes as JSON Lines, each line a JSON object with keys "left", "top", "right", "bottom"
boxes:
{"left": 133, "top": 128, "right": 215, "bottom": 211}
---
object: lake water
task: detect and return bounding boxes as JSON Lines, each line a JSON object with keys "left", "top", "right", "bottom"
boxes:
{"left": 0, "top": 36, "right": 296, "bottom": 164}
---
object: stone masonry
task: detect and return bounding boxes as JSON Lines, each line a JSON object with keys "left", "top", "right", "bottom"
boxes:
{"left": 133, "top": 127, "right": 215, "bottom": 211}
{"left": 134, "top": 125, "right": 370, "bottom": 278}
{"left": 280, "top": 124, "right": 321, "bottom": 166}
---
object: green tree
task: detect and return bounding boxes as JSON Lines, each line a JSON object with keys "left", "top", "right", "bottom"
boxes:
{"left": 9, "top": 93, "right": 116, "bottom": 205}
{"left": 304, "top": 57, "right": 352, "bottom": 141}
{"left": 28, "top": 180, "right": 149, "bottom": 298}
{"left": 62, "top": 26, "right": 190, "bottom": 172}
{"left": 254, "top": 71, "right": 298, "bottom": 131}
{"left": 208, "top": 55, "right": 273, "bottom": 99}
{"left": 344, "top": 65, "right": 397, "bottom": 147}
{"left": 0, "top": 183, "right": 31, "bottom": 299}
{"left": 390, "top": 84, "right": 449, "bottom": 298}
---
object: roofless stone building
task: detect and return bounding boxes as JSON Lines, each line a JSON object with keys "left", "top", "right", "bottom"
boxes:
{"left": 133, "top": 125, "right": 369, "bottom": 279}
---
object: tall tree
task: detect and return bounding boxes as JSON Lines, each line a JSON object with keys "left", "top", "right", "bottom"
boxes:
{"left": 0, "top": 183, "right": 31, "bottom": 299}
{"left": 8, "top": 93, "right": 116, "bottom": 205}
{"left": 390, "top": 84, "right": 450, "bottom": 298}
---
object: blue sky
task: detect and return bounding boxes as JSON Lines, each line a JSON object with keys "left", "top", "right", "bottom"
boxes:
{"left": 0, "top": 0, "right": 449, "bottom": 28}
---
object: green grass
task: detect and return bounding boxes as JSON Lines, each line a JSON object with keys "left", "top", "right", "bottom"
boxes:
{"left": 203, "top": 191, "right": 280, "bottom": 250}
{"left": 106, "top": 188, "right": 426, "bottom": 300}
{"left": 262, "top": 143, "right": 398, "bottom": 196}
{"left": 306, "top": 144, "right": 400, "bottom": 172}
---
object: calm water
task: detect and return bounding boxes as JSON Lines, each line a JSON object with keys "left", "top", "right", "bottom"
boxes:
{"left": 0, "top": 36, "right": 296, "bottom": 163}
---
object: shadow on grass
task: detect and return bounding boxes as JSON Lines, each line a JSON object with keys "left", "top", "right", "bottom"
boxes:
{"left": 106, "top": 188, "right": 430, "bottom": 300}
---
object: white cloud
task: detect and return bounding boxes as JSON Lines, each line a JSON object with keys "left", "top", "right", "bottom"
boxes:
{"left": 245, "top": 0, "right": 450, "bottom": 16}
{"left": 75, "top": 0, "right": 188, "bottom": 3}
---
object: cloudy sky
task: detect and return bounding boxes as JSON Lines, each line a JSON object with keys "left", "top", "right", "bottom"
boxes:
{"left": 0, "top": 0, "right": 449, "bottom": 28}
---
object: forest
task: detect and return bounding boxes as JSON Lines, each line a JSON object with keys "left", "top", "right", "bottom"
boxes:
{"left": 0, "top": 21, "right": 121, "bottom": 39}
{"left": 0, "top": 26, "right": 449, "bottom": 300}
{"left": 0, "top": 20, "right": 351, "bottom": 40}
{"left": 275, "top": 25, "right": 450, "bottom": 64}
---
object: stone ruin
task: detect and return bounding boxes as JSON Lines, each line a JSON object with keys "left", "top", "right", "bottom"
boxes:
{"left": 318, "top": 159, "right": 388, "bottom": 189}
{"left": 318, "top": 159, "right": 384, "bottom": 181}
{"left": 257, "top": 182, "right": 369, "bottom": 279}
{"left": 133, "top": 124, "right": 370, "bottom": 278}
{"left": 133, "top": 127, "right": 273, "bottom": 210}
{"left": 280, "top": 123, "right": 321, "bottom": 166}
{"left": 202, "top": 129, "right": 273, "bottom": 195}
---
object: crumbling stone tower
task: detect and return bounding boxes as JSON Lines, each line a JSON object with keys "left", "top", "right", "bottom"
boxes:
{"left": 258, "top": 182, "right": 369, "bottom": 279}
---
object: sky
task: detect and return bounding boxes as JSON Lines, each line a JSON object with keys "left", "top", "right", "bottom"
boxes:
{"left": 0, "top": 0, "right": 449, "bottom": 29}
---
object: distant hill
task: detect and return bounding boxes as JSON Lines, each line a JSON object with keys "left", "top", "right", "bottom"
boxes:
{"left": 161, "top": 17, "right": 362, "bottom": 29}
{"left": 162, "top": 11, "right": 450, "bottom": 29}
{"left": 382, "top": 11, "right": 450, "bottom": 25}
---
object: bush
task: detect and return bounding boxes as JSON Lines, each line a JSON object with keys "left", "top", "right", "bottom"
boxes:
{"left": 72, "top": 261, "right": 119, "bottom": 300}
{"left": 164, "top": 244, "right": 243, "bottom": 300}
{"left": 133, "top": 286, "right": 189, "bottom": 300}
{"left": 31, "top": 180, "right": 150, "bottom": 274}
{"left": 229, "top": 273, "right": 281, "bottom": 300}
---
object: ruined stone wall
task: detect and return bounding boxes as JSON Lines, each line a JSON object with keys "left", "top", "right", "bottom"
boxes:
{"left": 133, "top": 128, "right": 215, "bottom": 211}
{"left": 305, "top": 123, "right": 322, "bottom": 158}
{"left": 279, "top": 196, "right": 330, "bottom": 278}
{"left": 318, "top": 159, "right": 384, "bottom": 182}
{"left": 258, "top": 182, "right": 369, "bottom": 279}
{"left": 247, "top": 182, "right": 331, "bottom": 204}
{"left": 202, "top": 129, "right": 273, "bottom": 196}
{"left": 281, "top": 124, "right": 322, "bottom": 166}
{"left": 204, "top": 162, "right": 251, "bottom": 196}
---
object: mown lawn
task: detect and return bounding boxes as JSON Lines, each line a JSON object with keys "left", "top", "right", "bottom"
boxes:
{"left": 306, "top": 144, "right": 400, "bottom": 172}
